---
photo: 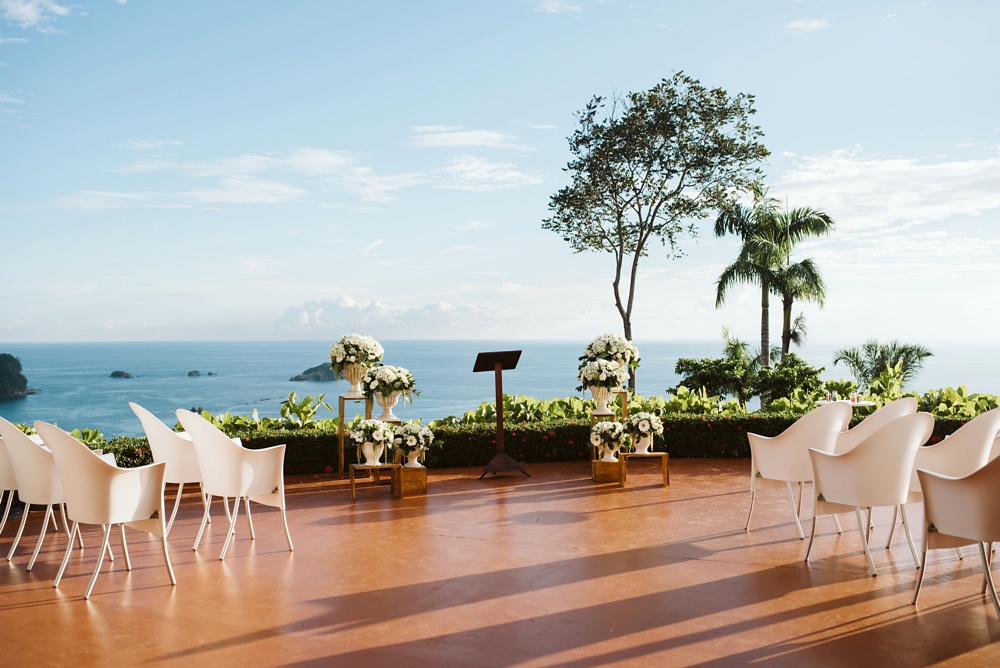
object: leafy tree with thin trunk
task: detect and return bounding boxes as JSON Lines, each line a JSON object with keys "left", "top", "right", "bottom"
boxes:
{"left": 773, "top": 258, "right": 825, "bottom": 362}
{"left": 832, "top": 339, "right": 934, "bottom": 388}
{"left": 543, "top": 72, "right": 769, "bottom": 388}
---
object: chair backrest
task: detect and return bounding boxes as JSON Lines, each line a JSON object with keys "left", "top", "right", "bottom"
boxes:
{"left": 751, "top": 402, "right": 852, "bottom": 483}
{"left": 34, "top": 421, "right": 119, "bottom": 524}
{"left": 130, "top": 402, "right": 202, "bottom": 484}
{"left": 0, "top": 430, "right": 17, "bottom": 490}
{"left": 835, "top": 397, "right": 918, "bottom": 454}
{"left": 919, "top": 455, "right": 1000, "bottom": 545}
{"left": 909, "top": 406, "right": 1000, "bottom": 493}
{"left": 816, "top": 412, "right": 933, "bottom": 508}
{"left": 175, "top": 409, "right": 253, "bottom": 497}
{"left": 0, "top": 416, "right": 65, "bottom": 505}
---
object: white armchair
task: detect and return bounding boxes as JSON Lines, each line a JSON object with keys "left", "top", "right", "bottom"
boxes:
{"left": 175, "top": 409, "right": 293, "bottom": 560}
{"left": 745, "top": 402, "right": 853, "bottom": 539}
{"left": 805, "top": 412, "right": 934, "bottom": 576}
{"left": 35, "top": 421, "right": 176, "bottom": 600}
{"left": 912, "top": 457, "right": 1000, "bottom": 619}
{"left": 0, "top": 427, "right": 18, "bottom": 537}
{"left": 834, "top": 397, "right": 918, "bottom": 454}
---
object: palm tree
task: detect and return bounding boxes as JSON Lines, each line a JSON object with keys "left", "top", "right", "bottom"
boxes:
{"left": 832, "top": 339, "right": 934, "bottom": 388}
{"left": 715, "top": 183, "right": 834, "bottom": 370}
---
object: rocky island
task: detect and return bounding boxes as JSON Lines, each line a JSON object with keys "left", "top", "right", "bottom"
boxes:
{"left": 290, "top": 363, "right": 335, "bottom": 382}
{"left": 0, "top": 353, "right": 32, "bottom": 400}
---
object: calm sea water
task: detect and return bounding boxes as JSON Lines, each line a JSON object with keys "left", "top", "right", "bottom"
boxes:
{"left": 0, "top": 340, "right": 996, "bottom": 437}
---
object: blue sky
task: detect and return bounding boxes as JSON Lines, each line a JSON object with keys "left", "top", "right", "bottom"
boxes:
{"left": 2, "top": 0, "right": 998, "bottom": 349}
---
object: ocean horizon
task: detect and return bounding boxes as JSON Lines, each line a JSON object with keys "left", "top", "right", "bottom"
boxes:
{"left": 1, "top": 339, "right": 997, "bottom": 437}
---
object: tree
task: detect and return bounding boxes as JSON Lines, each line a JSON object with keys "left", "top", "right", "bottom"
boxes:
{"left": 0, "top": 353, "right": 29, "bottom": 400}
{"left": 832, "top": 339, "right": 934, "bottom": 388}
{"left": 543, "top": 72, "right": 768, "bottom": 387}
{"left": 673, "top": 328, "right": 761, "bottom": 408}
{"left": 715, "top": 184, "right": 834, "bottom": 370}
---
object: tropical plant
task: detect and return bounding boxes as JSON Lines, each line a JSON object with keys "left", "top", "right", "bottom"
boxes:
{"left": 773, "top": 260, "right": 825, "bottom": 362}
{"left": 542, "top": 72, "right": 768, "bottom": 384}
{"left": 714, "top": 183, "right": 834, "bottom": 371}
{"left": 832, "top": 339, "right": 934, "bottom": 388}
{"left": 757, "top": 353, "right": 826, "bottom": 403}
{"left": 279, "top": 392, "right": 334, "bottom": 428}
{"left": 673, "top": 328, "right": 760, "bottom": 408}
{"left": 329, "top": 333, "right": 384, "bottom": 379}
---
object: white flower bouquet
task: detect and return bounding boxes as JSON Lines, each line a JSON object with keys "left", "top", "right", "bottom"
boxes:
{"left": 393, "top": 421, "right": 434, "bottom": 454}
{"left": 347, "top": 418, "right": 395, "bottom": 447}
{"left": 329, "top": 333, "right": 384, "bottom": 379}
{"left": 580, "top": 333, "right": 640, "bottom": 370}
{"left": 577, "top": 358, "right": 627, "bottom": 390}
{"left": 362, "top": 364, "right": 419, "bottom": 402}
{"left": 626, "top": 412, "right": 664, "bottom": 439}
{"left": 590, "top": 420, "right": 627, "bottom": 459}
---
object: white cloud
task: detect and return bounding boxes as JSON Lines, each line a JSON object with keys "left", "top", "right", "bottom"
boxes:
{"left": 120, "top": 138, "right": 182, "bottom": 150}
{"left": 409, "top": 126, "right": 529, "bottom": 150}
{"left": 183, "top": 177, "right": 307, "bottom": 204}
{"left": 58, "top": 190, "right": 146, "bottom": 210}
{"left": 0, "top": 36, "right": 28, "bottom": 43}
{"left": 0, "top": 91, "right": 23, "bottom": 103}
{"left": 437, "top": 155, "right": 542, "bottom": 190}
{"left": 361, "top": 240, "right": 383, "bottom": 255}
{"left": 0, "top": 0, "right": 70, "bottom": 28}
{"left": 532, "top": 0, "right": 582, "bottom": 14}
{"left": 272, "top": 297, "right": 496, "bottom": 338}
{"left": 784, "top": 19, "right": 829, "bottom": 33}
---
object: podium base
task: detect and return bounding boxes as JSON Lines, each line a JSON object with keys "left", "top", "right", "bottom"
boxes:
{"left": 479, "top": 452, "right": 531, "bottom": 479}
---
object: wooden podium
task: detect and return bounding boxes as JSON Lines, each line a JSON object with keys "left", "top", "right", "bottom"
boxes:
{"left": 474, "top": 350, "right": 530, "bottom": 479}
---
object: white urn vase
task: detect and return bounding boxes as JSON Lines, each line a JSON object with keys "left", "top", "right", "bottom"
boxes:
{"left": 361, "top": 442, "right": 384, "bottom": 465}
{"left": 633, "top": 434, "right": 652, "bottom": 454}
{"left": 600, "top": 443, "right": 619, "bottom": 462}
{"left": 342, "top": 363, "right": 366, "bottom": 399}
{"left": 375, "top": 390, "right": 402, "bottom": 422}
{"left": 589, "top": 385, "right": 614, "bottom": 416}
{"left": 404, "top": 449, "right": 425, "bottom": 468}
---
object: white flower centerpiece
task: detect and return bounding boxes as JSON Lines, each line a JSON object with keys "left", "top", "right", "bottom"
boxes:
{"left": 626, "top": 412, "right": 664, "bottom": 454}
{"left": 580, "top": 333, "right": 641, "bottom": 372}
{"left": 348, "top": 418, "right": 395, "bottom": 465}
{"left": 362, "top": 364, "right": 419, "bottom": 423}
{"left": 393, "top": 421, "right": 434, "bottom": 468}
{"left": 590, "top": 420, "right": 627, "bottom": 462}
{"left": 330, "top": 333, "right": 384, "bottom": 399}
{"left": 577, "top": 358, "right": 627, "bottom": 416}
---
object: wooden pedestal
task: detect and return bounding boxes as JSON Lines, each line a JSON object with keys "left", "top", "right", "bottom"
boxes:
{"left": 392, "top": 467, "right": 427, "bottom": 498}
{"left": 591, "top": 459, "right": 625, "bottom": 487}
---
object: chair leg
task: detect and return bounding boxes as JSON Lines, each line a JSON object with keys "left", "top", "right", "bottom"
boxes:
{"left": 244, "top": 497, "right": 255, "bottom": 540}
{"left": 119, "top": 524, "right": 132, "bottom": 571}
{"left": 27, "top": 505, "right": 54, "bottom": 571}
{"left": 165, "top": 482, "right": 184, "bottom": 536}
{"left": 898, "top": 504, "right": 921, "bottom": 569}
{"left": 804, "top": 517, "right": 818, "bottom": 562}
{"left": 280, "top": 499, "right": 293, "bottom": 552}
{"left": 219, "top": 496, "right": 241, "bottom": 561}
{"left": 978, "top": 542, "right": 1000, "bottom": 620}
{"left": 833, "top": 514, "right": 843, "bottom": 534}
{"left": 0, "top": 490, "right": 12, "bottom": 536}
{"left": 744, "top": 488, "right": 757, "bottom": 531}
{"left": 984, "top": 542, "right": 994, "bottom": 595}
{"left": 786, "top": 482, "right": 805, "bottom": 539}
{"left": 796, "top": 482, "right": 804, "bottom": 516}
{"left": 865, "top": 507, "right": 874, "bottom": 543}
{"left": 956, "top": 546, "right": 965, "bottom": 560}
{"left": 856, "top": 507, "right": 878, "bottom": 576}
{"left": 6, "top": 505, "right": 29, "bottom": 560}
{"left": 161, "top": 529, "right": 176, "bottom": 586}
{"left": 54, "top": 521, "right": 79, "bottom": 588}
{"left": 913, "top": 543, "right": 930, "bottom": 604}
{"left": 203, "top": 489, "right": 212, "bottom": 525}
{"left": 84, "top": 524, "right": 113, "bottom": 600}
{"left": 193, "top": 495, "right": 212, "bottom": 551}
{"left": 63, "top": 504, "right": 84, "bottom": 549}
{"left": 885, "top": 505, "right": 898, "bottom": 548}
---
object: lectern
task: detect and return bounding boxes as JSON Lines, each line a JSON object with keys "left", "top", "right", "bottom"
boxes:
{"left": 473, "top": 350, "right": 530, "bottom": 479}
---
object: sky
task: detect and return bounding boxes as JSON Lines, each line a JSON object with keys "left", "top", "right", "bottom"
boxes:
{"left": 2, "top": 0, "right": 999, "bottom": 350}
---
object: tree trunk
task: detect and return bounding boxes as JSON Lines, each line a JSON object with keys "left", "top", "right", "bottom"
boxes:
{"left": 760, "top": 284, "right": 770, "bottom": 408}
{"left": 780, "top": 296, "right": 793, "bottom": 363}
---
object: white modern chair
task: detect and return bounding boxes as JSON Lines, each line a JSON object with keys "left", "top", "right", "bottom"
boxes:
{"left": 805, "top": 412, "right": 934, "bottom": 576}
{"left": 34, "top": 421, "right": 176, "bottom": 600}
{"left": 745, "top": 402, "right": 853, "bottom": 539}
{"left": 0, "top": 429, "right": 19, "bottom": 537}
{"left": 834, "top": 397, "right": 918, "bottom": 454}
{"left": 175, "top": 409, "right": 293, "bottom": 560}
{"left": 912, "top": 456, "right": 1000, "bottom": 620}
{"left": 0, "top": 416, "right": 80, "bottom": 569}
{"left": 129, "top": 402, "right": 212, "bottom": 535}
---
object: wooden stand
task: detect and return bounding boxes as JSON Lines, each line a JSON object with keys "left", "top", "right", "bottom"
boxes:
{"left": 592, "top": 458, "right": 626, "bottom": 486}
{"left": 349, "top": 463, "right": 401, "bottom": 502}
{"left": 392, "top": 467, "right": 427, "bottom": 498}
{"left": 623, "top": 452, "right": 670, "bottom": 486}
{"left": 338, "top": 395, "right": 372, "bottom": 478}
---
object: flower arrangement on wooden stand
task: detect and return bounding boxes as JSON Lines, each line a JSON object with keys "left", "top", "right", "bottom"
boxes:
{"left": 330, "top": 333, "right": 384, "bottom": 399}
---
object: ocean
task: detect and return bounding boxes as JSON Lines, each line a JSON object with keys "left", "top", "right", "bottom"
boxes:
{"left": 0, "top": 340, "right": 997, "bottom": 437}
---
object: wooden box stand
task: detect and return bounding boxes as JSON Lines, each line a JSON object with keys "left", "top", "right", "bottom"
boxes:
{"left": 591, "top": 459, "right": 625, "bottom": 486}
{"left": 392, "top": 467, "right": 427, "bottom": 498}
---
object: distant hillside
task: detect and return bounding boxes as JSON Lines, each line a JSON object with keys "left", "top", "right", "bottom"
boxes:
{"left": 0, "top": 353, "right": 30, "bottom": 400}
{"left": 290, "top": 363, "right": 335, "bottom": 382}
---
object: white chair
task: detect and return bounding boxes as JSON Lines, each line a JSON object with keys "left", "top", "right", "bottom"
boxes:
{"left": 0, "top": 416, "right": 79, "bottom": 569}
{"left": 805, "top": 412, "right": 934, "bottom": 576}
{"left": 834, "top": 397, "right": 918, "bottom": 454}
{"left": 912, "top": 456, "right": 1000, "bottom": 619}
{"left": 745, "top": 402, "right": 853, "bottom": 539}
{"left": 175, "top": 409, "right": 293, "bottom": 560}
{"left": 0, "top": 429, "right": 19, "bottom": 537}
{"left": 34, "top": 421, "right": 176, "bottom": 600}
{"left": 129, "top": 402, "right": 212, "bottom": 535}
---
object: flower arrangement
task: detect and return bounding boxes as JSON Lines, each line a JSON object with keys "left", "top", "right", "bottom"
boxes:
{"left": 590, "top": 420, "right": 627, "bottom": 459}
{"left": 577, "top": 358, "right": 627, "bottom": 391}
{"left": 626, "top": 412, "right": 664, "bottom": 439}
{"left": 393, "top": 421, "right": 434, "bottom": 454}
{"left": 362, "top": 364, "right": 419, "bottom": 402}
{"left": 329, "top": 333, "right": 384, "bottom": 379}
{"left": 347, "top": 418, "right": 395, "bottom": 447}
{"left": 580, "top": 333, "right": 640, "bottom": 371}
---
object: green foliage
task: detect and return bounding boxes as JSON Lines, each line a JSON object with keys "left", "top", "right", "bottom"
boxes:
{"left": 279, "top": 392, "right": 334, "bottom": 428}
{"left": 757, "top": 353, "right": 825, "bottom": 403}
{"left": 70, "top": 427, "right": 106, "bottom": 446}
{"left": 832, "top": 339, "right": 934, "bottom": 388}
{"left": 0, "top": 353, "right": 29, "bottom": 400}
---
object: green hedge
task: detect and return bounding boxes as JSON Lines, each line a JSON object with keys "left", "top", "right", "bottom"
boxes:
{"left": 95, "top": 414, "right": 969, "bottom": 473}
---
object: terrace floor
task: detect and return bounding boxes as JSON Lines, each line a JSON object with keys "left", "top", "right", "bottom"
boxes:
{"left": 0, "top": 459, "right": 997, "bottom": 666}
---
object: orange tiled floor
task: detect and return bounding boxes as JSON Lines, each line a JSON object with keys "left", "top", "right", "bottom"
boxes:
{"left": 0, "top": 459, "right": 998, "bottom": 666}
